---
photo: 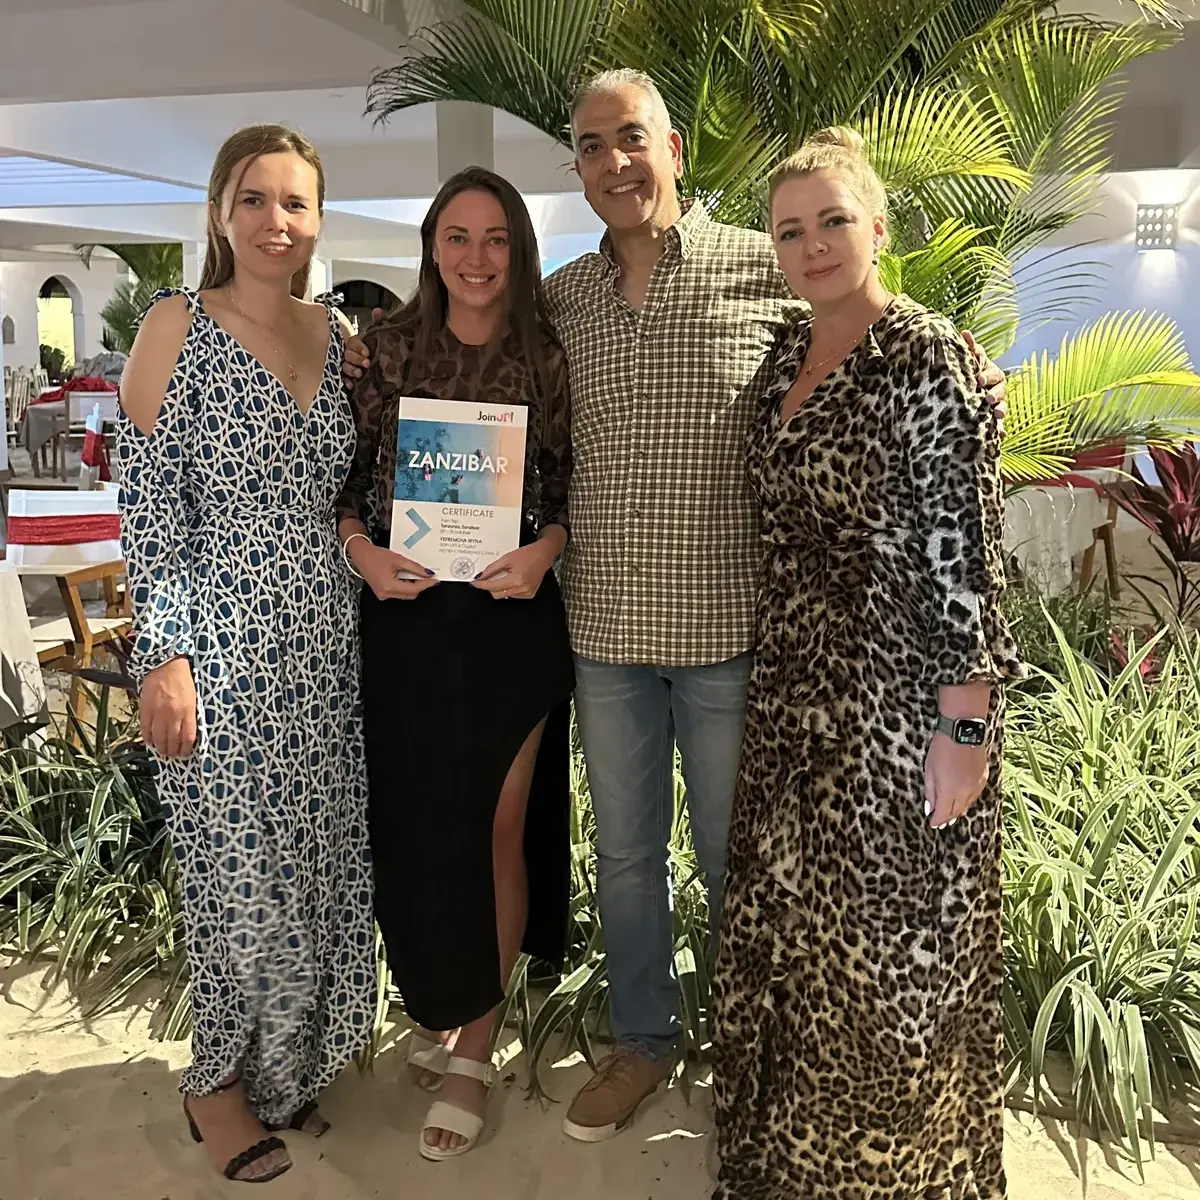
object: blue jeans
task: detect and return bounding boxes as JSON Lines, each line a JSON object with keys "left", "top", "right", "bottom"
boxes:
{"left": 573, "top": 653, "right": 752, "bottom": 1062}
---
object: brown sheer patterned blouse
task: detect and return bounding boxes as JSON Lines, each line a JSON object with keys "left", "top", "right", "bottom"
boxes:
{"left": 335, "top": 315, "right": 573, "bottom": 539}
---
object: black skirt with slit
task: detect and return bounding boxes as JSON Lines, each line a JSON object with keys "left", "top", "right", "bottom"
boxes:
{"left": 359, "top": 529, "right": 575, "bottom": 1032}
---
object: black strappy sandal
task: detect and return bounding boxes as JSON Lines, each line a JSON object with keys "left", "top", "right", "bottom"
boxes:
{"left": 267, "top": 1100, "right": 330, "bottom": 1138}
{"left": 183, "top": 1079, "right": 293, "bottom": 1184}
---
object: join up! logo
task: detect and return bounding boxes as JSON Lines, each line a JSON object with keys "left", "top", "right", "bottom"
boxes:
{"left": 477, "top": 410, "right": 515, "bottom": 423}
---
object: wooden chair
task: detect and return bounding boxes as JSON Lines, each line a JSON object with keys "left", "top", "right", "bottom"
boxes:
{"left": 1043, "top": 445, "right": 1126, "bottom": 597}
{"left": 4, "top": 487, "right": 131, "bottom": 726}
{"left": 1077, "top": 495, "right": 1121, "bottom": 597}
{"left": 24, "top": 563, "right": 131, "bottom": 730}
{"left": 4, "top": 369, "right": 31, "bottom": 464}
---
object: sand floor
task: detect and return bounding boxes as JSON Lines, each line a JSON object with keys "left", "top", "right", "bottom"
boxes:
{"left": 1, "top": 965, "right": 1197, "bottom": 1200}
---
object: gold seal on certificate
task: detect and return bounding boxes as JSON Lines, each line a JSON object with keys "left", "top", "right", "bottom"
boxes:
{"left": 390, "top": 396, "right": 528, "bottom": 581}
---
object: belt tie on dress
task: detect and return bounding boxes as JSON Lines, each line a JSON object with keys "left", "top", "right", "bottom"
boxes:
{"left": 195, "top": 505, "right": 333, "bottom": 532}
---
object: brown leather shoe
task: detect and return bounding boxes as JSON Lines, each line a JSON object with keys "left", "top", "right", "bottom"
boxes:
{"left": 562, "top": 1050, "right": 672, "bottom": 1142}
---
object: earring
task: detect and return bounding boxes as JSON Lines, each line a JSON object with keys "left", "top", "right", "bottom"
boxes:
{"left": 872, "top": 250, "right": 879, "bottom": 264}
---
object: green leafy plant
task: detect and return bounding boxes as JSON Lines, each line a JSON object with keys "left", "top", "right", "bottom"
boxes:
{"left": 6, "top": 625, "right": 1200, "bottom": 1158}
{"left": 1106, "top": 444, "right": 1200, "bottom": 627}
{"left": 366, "top": 1, "right": 1200, "bottom": 478}
{"left": 999, "top": 570, "right": 1115, "bottom": 684}
{"left": 38, "top": 343, "right": 67, "bottom": 381}
{"left": 0, "top": 688, "right": 191, "bottom": 1039}
{"left": 100, "top": 277, "right": 175, "bottom": 357}
{"left": 1002, "top": 622, "right": 1200, "bottom": 1170}
{"left": 72, "top": 243, "right": 185, "bottom": 354}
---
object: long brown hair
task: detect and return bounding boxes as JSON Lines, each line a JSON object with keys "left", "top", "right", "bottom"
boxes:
{"left": 199, "top": 124, "right": 326, "bottom": 299}
{"left": 392, "top": 166, "right": 555, "bottom": 403}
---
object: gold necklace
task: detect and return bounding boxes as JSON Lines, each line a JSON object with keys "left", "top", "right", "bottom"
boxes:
{"left": 801, "top": 330, "right": 868, "bottom": 379}
{"left": 225, "top": 285, "right": 299, "bottom": 383}
{"left": 801, "top": 297, "right": 895, "bottom": 379}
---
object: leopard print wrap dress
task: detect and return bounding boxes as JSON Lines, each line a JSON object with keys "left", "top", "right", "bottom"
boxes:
{"left": 710, "top": 294, "right": 1024, "bottom": 1199}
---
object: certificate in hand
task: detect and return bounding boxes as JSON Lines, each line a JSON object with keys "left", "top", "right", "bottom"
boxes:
{"left": 390, "top": 395, "right": 528, "bottom": 581}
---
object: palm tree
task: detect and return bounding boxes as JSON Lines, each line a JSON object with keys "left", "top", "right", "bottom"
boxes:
{"left": 74, "top": 243, "right": 184, "bottom": 353}
{"left": 366, "top": 0, "right": 1200, "bottom": 486}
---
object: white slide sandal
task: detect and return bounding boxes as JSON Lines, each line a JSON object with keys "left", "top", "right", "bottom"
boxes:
{"left": 418, "top": 1055, "right": 496, "bottom": 1161}
{"left": 407, "top": 1032, "right": 451, "bottom": 1092}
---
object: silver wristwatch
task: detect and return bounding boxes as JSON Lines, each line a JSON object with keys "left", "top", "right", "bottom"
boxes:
{"left": 936, "top": 714, "right": 988, "bottom": 746}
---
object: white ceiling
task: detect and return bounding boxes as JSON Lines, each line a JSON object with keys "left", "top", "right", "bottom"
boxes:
{"left": 0, "top": 0, "right": 408, "bottom": 103}
{"left": 0, "top": 0, "right": 596, "bottom": 264}
{"left": 0, "top": 0, "right": 1195, "bottom": 265}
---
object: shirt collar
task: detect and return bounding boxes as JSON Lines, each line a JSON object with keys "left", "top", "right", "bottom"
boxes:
{"left": 598, "top": 196, "right": 710, "bottom": 267}
{"left": 792, "top": 294, "right": 902, "bottom": 363}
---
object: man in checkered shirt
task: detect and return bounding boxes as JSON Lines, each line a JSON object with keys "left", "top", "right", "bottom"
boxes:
{"left": 543, "top": 69, "right": 1004, "bottom": 1143}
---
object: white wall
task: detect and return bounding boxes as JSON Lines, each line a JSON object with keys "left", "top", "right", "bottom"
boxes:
{"left": 1000, "top": 169, "right": 1200, "bottom": 368}
{"left": 1004, "top": 243, "right": 1200, "bottom": 369}
{"left": 0, "top": 257, "right": 122, "bottom": 371}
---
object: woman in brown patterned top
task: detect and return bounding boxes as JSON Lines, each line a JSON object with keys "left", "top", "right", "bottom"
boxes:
{"left": 334, "top": 167, "right": 574, "bottom": 1161}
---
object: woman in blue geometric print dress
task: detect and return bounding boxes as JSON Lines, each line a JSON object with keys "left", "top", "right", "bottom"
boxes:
{"left": 116, "top": 125, "right": 375, "bottom": 1185}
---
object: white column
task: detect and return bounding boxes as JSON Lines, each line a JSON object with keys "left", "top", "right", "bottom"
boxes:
{"left": 182, "top": 242, "right": 205, "bottom": 290}
{"left": 435, "top": 101, "right": 495, "bottom": 181}
{"left": 306, "top": 257, "right": 333, "bottom": 301}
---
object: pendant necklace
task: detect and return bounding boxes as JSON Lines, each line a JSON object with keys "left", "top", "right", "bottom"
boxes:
{"left": 225, "top": 285, "right": 299, "bottom": 383}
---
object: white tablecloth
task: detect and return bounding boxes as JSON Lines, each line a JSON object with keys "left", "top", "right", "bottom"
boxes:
{"left": 0, "top": 569, "right": 49, "bottom": 732}
{"left": 19, "top": 392, "right": 119, "bottom": 458}
{"left": 1004, "top": 486, "right": 1109, "bottom": 594}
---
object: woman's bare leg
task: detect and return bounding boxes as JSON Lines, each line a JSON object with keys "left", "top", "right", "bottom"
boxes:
{"left": 424, "top": 717, "right": 546, "bottom": 1151}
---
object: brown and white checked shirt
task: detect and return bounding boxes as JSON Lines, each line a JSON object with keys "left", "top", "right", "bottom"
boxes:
{"left": 544, "top": 199, "right": 808, "bottom": 667}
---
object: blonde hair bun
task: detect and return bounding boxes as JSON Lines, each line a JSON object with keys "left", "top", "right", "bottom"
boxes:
{"left": 806, "top": 126, "right": 865, "bottom": 156}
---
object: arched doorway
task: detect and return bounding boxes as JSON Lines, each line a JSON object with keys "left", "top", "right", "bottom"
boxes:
{"left": 37, "top": 275, "right": 83, "bottom": 380}
{"left": 337, "top": 279, "right": 401, "bottom": 332}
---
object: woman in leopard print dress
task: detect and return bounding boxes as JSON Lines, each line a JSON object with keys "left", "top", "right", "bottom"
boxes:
{"left": 710, "top": 129, "right": 1023, "bottom": 1199}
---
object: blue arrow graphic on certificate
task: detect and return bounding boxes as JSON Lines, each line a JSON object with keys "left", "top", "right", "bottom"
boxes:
{"left": 403, "top": 507, "right": 431, "bottom": 549}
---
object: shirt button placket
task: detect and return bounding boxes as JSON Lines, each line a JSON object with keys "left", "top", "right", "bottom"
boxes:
{"left": 627, "top": 316, "right": 647, "bottom": 661}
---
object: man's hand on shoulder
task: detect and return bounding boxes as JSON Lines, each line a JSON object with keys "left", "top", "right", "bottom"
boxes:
{"left": 961, "top": 330, "right": 1006, "bottom": 437}
{"left": 342, "top": 307, "right": 386, "bottom": 385}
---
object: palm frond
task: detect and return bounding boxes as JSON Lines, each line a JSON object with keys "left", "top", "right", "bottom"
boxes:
{"left": 882, "top": 218, "right": 1013, "bottom": 336}
{"left": 1000, "top": 244, "right": 1108, "bottom": 345}
{"left": 1002, "top": 311, "right": 1200, "bottom": 485}
{"left": 101, "top": 277, "right": 165, "bottom": 355}
{"left": 752, "top": 0, "right": 990, "bottom": 134}
{"left": 72, "top": 242, "right": 183, "bottom": 284}
{"left": 1113, "top": 0, "right": 1188, "bottom": 25}
{"left": 860, "top": 86, "right": 1028, "bottom": 197}
{"left": 947, "top": 19, "right": 1176, "bottom": 261}
{"left": 366, "top": 0, "right": 610, "bottom": 141}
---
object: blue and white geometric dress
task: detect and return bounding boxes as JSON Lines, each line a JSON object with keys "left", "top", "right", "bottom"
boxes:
{"left": 116, "top": 287, "right": 375, "bottom": 1124}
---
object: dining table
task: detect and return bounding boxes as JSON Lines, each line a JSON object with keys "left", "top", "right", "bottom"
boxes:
{"left": 19, "top": 389, "right": 120, "bottom": 477}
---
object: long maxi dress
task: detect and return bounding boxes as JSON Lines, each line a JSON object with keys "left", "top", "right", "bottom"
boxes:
{"left": 336, "top": 316, "right": 575, "bottom": 1034}
{"left": 116, "top": 287, "right": 376, "bottom": 1126}
{"left": 710, "top": 295, "right": 1024, "bottom": 1200}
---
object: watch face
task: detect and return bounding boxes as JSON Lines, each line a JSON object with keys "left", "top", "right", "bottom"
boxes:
{"left": 954, "top": 719, "right": 987, "bottom": 746}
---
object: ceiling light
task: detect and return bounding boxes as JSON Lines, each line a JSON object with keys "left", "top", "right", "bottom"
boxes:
{"left": 1136, "top": 203, "right": 1178, "bottom": 250}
